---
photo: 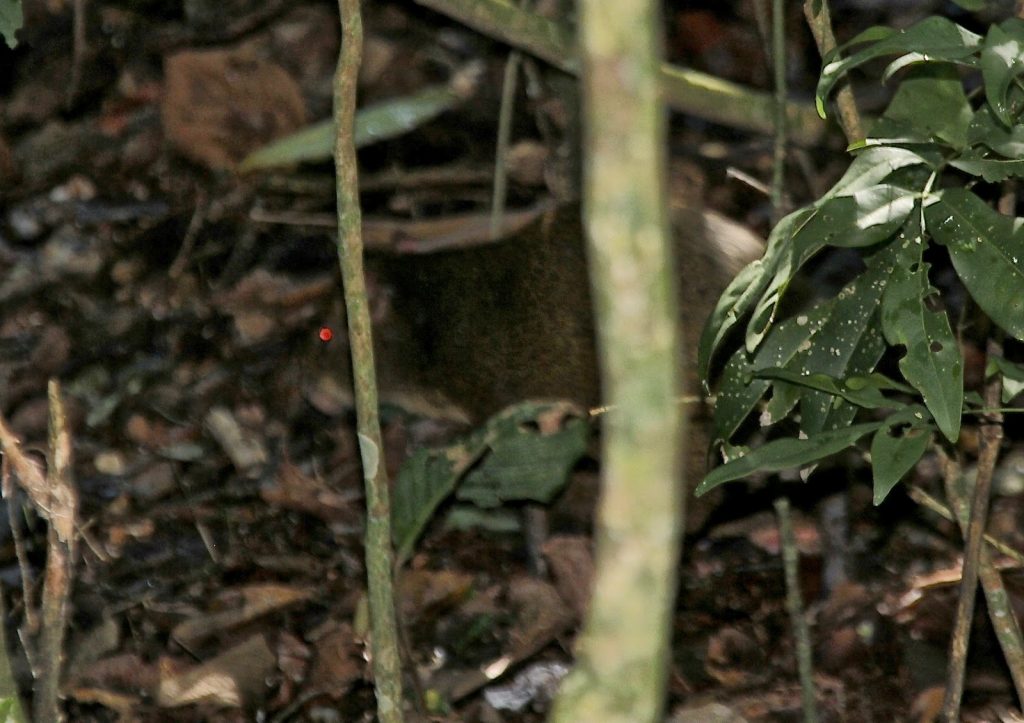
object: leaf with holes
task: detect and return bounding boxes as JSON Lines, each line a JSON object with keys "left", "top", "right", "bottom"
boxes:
{"left": 881, "top": 228, "right": 963, "bottom": 442}
{"left": 925, "top": 188, "right": 1024, "bottom": 341}
{"left": 871, "top": 406, "right": 933, "bottom": 504}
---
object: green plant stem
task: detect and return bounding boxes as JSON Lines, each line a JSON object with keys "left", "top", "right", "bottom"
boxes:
{"left": 413, "top": 0, "right": 827, "bottom": 145}
{"left": 771, "top": 0, "right": 787, "bottom": 221}
{"left": 333, "top": 1, "right": 404, "bottom": 720}
{"left": 942, "top": 336, "right": 1004, "bottom": 721}
{"left": 936, "top": 452, "right": 1024, "bottom": 707}
{"left": 774, "top": 497, "right": 818, "bottom": 723}
{"left": 802, "top": 0, "right": 863, "bottom": 144}
{"left": 548, "top": 0, "right": 682, "bottom": 720}
{"left": 491, "top": 47, "right": 521, "bottom": 239}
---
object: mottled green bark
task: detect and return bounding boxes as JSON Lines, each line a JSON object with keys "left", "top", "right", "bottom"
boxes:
{"left": 549, "top": 1, "right": 683, "bottom": 721}
{"left": 333, "top": 1, "right": 403, "bottom": 720}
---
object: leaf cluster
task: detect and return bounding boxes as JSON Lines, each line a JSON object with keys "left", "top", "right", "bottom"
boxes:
{"left": 699, "top": 15, "right": 1024, "bottom": 504}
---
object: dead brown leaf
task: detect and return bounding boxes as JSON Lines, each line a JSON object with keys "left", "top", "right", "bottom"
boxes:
{"left": 161, "top": 47, "right": 307, "bottom": 170}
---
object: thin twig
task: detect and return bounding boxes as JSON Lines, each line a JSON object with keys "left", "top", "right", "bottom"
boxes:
{"left": 942, "top": 336, "right": 1004, "bottom": 720}
{"left": 414, "top": 0, "right": 827, "bottom": 145}
{"left": 802, "top": 0, "right": 863, "bottom": 144}
{"left": 770, "top": 0, "right": 787, "bottom": 222}
{"left": 333, "top": 1, "right": 404, "bottom": 720}
{"left": 775, "top": 497, "right": 819, "bottom": 723}
{"left": 935, "top": 448, "right": 1024, "bottom": 707}
{"left": 35, "top": 381, "right": 79, "bottom": 723}
{"left": 906, "top": 485, "right": 1024, "bottom": 566}
{"left": 491, "top": 47, "right": 522, "bottom": 239}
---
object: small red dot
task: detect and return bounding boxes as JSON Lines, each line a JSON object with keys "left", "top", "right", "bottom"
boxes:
{"left": 319, "top": 326, "right": 333, "bottom": 342}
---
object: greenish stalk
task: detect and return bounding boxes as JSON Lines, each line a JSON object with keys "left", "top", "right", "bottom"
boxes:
{"left": 333, "top": 1, "right": 404, "bottom": 720}
{"left": 802, "top": 0, "right": 862, "bottom": 144}
{"left": 942, "top": 337, "right": 1004, "bottom": 721}
{"left": 774, "top": 497, "right": 818, "bottom": 723}
{"left": 414, "top": 0, "right": 827, "bottom": 146}
{"left": 771, "top": 0, "right": 787, "bottom": 220}
{"left": 491, "top": 48, "right": 521, "bottom": 239}
{"left": 548, "top": 0, "right": 682, "bottom": 720}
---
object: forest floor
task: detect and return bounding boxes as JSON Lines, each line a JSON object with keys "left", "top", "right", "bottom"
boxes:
{"left": 1, "top": 0, "right": 1023, "bottom": 721}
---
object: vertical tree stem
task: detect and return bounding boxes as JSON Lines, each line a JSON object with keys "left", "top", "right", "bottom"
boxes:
{"left": 549, "top": 0, "right": 683, "bottom": 720}
{"left": 333, "top": 1, "right": 404, "bottom": 720}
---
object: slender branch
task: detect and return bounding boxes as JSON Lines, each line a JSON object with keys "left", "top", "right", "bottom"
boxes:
{"left": 774, "top": 498, "right": 818, "bottom": 723}
{"left": 333, "top": 1, "right": 404, "bottom": 720}
{"left": 802, "top": 0, "right": 863, "bottom": 144}
{"left": 942, "top": 336, "right": 1004, "bottom": 721}
{"left": 770, "top": 0, "right": 787, "bottom": 221}
{"left": 548, "top": 0, "right": 682, "bottom": 719}
{"left": 414, "top": 0, "right": 827, "bottom": 145}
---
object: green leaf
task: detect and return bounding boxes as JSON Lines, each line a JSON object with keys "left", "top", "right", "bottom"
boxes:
{"left": 981, "top": 21, "right": 1024, "bottom": 127}
{"left": 828, "top": 147, "right": 936, "bottom": 196}
{"left": 880, "top": 223, "right": 964, "bottom": 441}
{"left": 794, "top": 243, "right": 896, "bottom": 434}
{"left": 456, "top": 415, "right": 588, "bottom": 508}
{"left": 698, "top": 254, "right": 776, "bottom": 384}
{"left": 987, "top": 356, "right": 1024, "bottom": 403}
{"left": 754, "top": 368, "right": 907, "bottom": 411}
{"left": 391, "top": 401, "right": 587, "bottom": 565}
{"left": 239, "top": 84, "right": 459, "bottom": 170}
{"left": 0, "top": 0, "right": 21, "bottom": 48}
{"left": 817, "top": 17, "right": 982, "bottom": 118}
{"left": 967, "top": 104, "right": 1024, "bottom": 158}
{"left": 698, "top": 148, "right": 931, "bottom": 381}
{"left": 925, "top": 188, "right": 1024, "bottom": 341}
{"left": 873, "top": 65, "right": 972, "bottom": 148}
{"left": 712, "top": 302, "right": 831, "bottom": 442}
{"left": 871, "top": 407, "right": 933, "bottom": 504}
{"left": 392, "top": 443, "right": 481, "bottom": 566}
{"left": 695, "top": 421, "right": 884, "bottom": 497}
{"left": 950, "top": 154, "right": 1024, "bottom": 182}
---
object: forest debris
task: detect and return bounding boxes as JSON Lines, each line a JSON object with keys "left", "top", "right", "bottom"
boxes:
{"left": 398, "top": 568, "right": 474, "bottom": 623}
{"left": 204, "top": 406, "right": 268, "bottom": 475}
{"left": 306, "top": 621, "right": 363, "bottom": 698}
{"left": 482, "top": 661, "right": 569, "bottom": 713}
{"left": 541, "top": 535, "right": 593, "bottom": 620}
{"left": 172, "top": 583, "right": 314, "bottom": 649}
{"left": 156, "top": 634, "right": 276, "bottom": 708}
{"left": 161, "top": 47, "right": 307, "bottom": 170}
{"left": 260, "top": 457, "right": 360, "bottom": 526}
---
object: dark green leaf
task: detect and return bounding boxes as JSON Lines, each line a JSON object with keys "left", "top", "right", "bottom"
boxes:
{"left": 391, "top": 401, "right": 588, "bottom": 565}
{"left": 871, "top": 407, "right": 933, "bottom": 504}
{"left": 987, "top": 356, "right": 1024, "bottom": 402}
{"left": 700, "top": 148, "right": 930, "bottom": 381}
{"left": 239, "top": 84, "right": 459, "bottom": 170}
{"left": 925, "top": 188, "right": 1024, "bottom": 341}
{"left": 967, "top": 104, "right": 1024, "bottom": 158}
{"left": 698, "top": 254, "right": 777, "bottom": 384}
{"left": 695, "top": 422, "right": 884, "bottom": 497}
{"left": 950, "top": 154, "right": 1024, "bottom": 182}
{"left": 456, "top": 416, "right": 588, "bottom": 508}
{"left": 712, "top": 302, "right": 830, "bottom": 442}
{"left": 817, "top": 17, "right": 982, "bottom": 118}
{"left": 795, "top": 243, "right": 896, "bottom": 433}
{"left": 881, "top": 227, "right": 963, "bottom": 441}
{"left": 875, "top": 65, "right": 972, "bottom": 148}
{"left": 982, "top": 21, "right": 1024, "bottom": 126}
{"left": 392, "top": 444, "right": 482, "bottom": 566}
{"left": 754, "top": 368, "right": 907, "bottom": 411}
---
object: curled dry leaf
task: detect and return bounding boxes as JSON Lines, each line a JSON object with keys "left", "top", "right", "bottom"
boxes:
{"left": 161, "top": 47, "right": 307, "bottom": 170}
